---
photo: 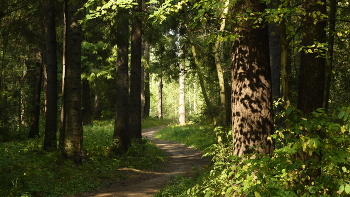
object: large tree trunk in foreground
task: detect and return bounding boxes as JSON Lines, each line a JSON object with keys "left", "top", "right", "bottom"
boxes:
{"left": 61, "top": 0, "right": 83, "bottom": 164}
{"left": 231, "top": 0, "right": 274, "bottom": 156}
{"left": 113, "top": 8, "right": 130, "bottom": 154}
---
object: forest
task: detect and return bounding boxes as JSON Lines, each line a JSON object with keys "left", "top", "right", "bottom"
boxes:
{"left": 0, "top": 0, "right": 350, "bottom": 196}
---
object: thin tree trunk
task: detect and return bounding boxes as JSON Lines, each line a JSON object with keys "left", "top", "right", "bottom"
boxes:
{"left": 213, "top": 0, "right": 230, "bottom": 127}
{"left": 143, "top": 41, "right": 150, "bottom": 118}
{"left": 129, "top": 0, "right": 142, "bottom": 140}
{"left": 179, "top": 62, "right": 186, "bottom": 125}
{"left": 280, "top": 19, "right": 290, "bottom": 108}
{"left": 183, "top": 6, "right": 215, "bottom": 124}
{"left": 323, "top": 0, "right": 336, "bottom": 112}
{"left": 158, "top": 76, "right": 163, "bottom": 119}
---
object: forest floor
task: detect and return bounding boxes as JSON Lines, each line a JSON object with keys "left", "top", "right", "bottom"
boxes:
{"left": 76, "top": 126, "right": 211, "bottom": 197}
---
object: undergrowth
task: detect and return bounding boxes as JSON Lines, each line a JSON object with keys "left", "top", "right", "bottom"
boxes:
{"left": 0, "top": 118, "right": 169, "bottom": 197}
{"left": 155, "top": 108, "right": 350, "bottom": 197}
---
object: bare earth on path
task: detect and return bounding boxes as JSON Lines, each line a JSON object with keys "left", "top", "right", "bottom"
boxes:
{"left": 76, "top": 126, "right": 211, "bottom": 197}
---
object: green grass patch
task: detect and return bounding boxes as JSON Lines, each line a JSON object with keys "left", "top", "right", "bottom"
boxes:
{"left": 142, "top": 117, "right": 175, "bottom": 129}
{"left": 0, "top": 119, "right": 167, "bottom": 197}
{"left": 154, "top": 123, "right": 216, "bottom": 151}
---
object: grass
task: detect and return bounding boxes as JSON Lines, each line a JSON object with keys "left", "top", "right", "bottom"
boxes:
{"left": 0, "top": 118, "right": 171, "bottom": 197}
{"left": 154, "top": 123, "right": 217, "bottom": 151}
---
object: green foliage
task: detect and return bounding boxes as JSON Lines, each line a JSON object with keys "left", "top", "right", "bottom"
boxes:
{"left": 0, "top": 120, "right": 167, "bottom": 197}
{"left": 142, "top": 117, "right": 175, "bottom": 129}
{"left": 157, "top": 107, "right": 350, "bottom": 197}
{"left": 154, "top": 123, "right": 216, "bottom": 151}
{"left": 157, "top": 108, "right": 350, "bottom": 196}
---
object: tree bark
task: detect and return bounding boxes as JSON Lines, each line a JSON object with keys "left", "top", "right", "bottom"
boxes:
{"left": 323, "top": 0, "right": 336, "bottom": 112}
{"left": 113, "top": 8, "right": 130, "bottom": 154}
{"left": 28, "top": 50, "right": 42, "bottom": 139}
{"left": 129, "top": 0, "right": 142, "bottom": 140}
{"left": 231, "top": 0, "right": 274, "bottom": 156}
{"left": 297, "top": 0, "right": 326, "bottom": 115}
{"left": 43, "top": 0, "right": 58, "bottom": 150}
{"left": 61, "top": 0, "right": 83, "bottom": 164}
{"left": 179, "top": 61, "right": 186, "bottom": 125}
{"left": 143, "top": 41, "right": 151, "bottom": 118}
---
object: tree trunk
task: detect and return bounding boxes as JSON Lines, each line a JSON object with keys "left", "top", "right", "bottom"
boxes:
{"left": 297, "top": 0, "right": 326, "bottom": 115}
{"left": 158, "top": 76, "right": 163, "bottom": 119}
{"left": 296, "top": 0, "right": 326, "bottom": 182}
{"left": 113, "top": 8, "right": 130, "bottom": 154}
{"left": 213, "top": 0, "right": 230, "bottom": 127}
{"left": 143, "top": 41, "right": 151, "bottom": 118}
{"left": 28, "top": 50, "right": 42, "bottom": 138}
{"left": 82, "top": 79, "right": 92, "bottom": 125}
{"left": 231, "top": 0, "right": 274, "bottom": 156}
{"left": 61, "top": 0, "right": 83, "bottom": 164}
{"left": 323, "top": 0, "right": 336, "bottom": 112}
{"left": 179, "top": 62, "right": 186, "bottom": 125}
{"left": 280, "top": 19, "right": 290, "bottom": 108}
{"left": 129, "top": 0, "right": 142, "bottom": 140}
{"left": 43, "top": 0, "right": 58, "bottom": 150}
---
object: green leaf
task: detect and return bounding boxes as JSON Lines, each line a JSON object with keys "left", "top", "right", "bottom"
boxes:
{"left": 339, "top": 185, "right": 345, "bottom": 194}
{"left": 345, "top": 185, "right": 350, "bottom": 194}
{"left": 338, "top": 111, "right": 345, "bottom": 119}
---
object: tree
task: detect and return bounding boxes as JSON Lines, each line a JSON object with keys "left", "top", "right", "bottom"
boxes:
{"left": 129, "top": 0, "right": 142, "bottom": 139}
{"left": 113, "top": 7, "right": 131, "bottom": 154}
{"left": 231, "top": 0, "right": 274, "bottom": 156}
{"left": 43, "top": 0, "right": 58, "bottom": 150}
{"left": 28, "top": 49, "right": 43, "bottom": 138}
{"left": 60, "top": 0, "right": 84, "bottom": 164}
{"left": 297, "top": 0, "right": 326, "bottom": 115}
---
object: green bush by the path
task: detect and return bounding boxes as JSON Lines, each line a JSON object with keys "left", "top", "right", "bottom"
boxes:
{"left": 0, "top": 118, "right": 169, "bottom": 197}
{"left": 156, "top": 108, "right": 350, "bottom": 197}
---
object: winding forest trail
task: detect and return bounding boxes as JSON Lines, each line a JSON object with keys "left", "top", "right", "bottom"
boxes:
{"left": 77, "top": 127, "right": 211, "bottom": 197}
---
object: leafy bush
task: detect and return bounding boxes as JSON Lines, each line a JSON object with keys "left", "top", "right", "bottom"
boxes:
{"left": 184, "top": 107, "right": 350, "bottom": 196}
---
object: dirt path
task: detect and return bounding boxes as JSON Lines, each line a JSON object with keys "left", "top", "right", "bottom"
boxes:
{"left": 77, "top": 127, "right": 211, "bottom": 197}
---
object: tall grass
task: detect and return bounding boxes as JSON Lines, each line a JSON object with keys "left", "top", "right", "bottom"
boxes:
{"left": 0, "top": 118, "right": 168, "bottom": 197}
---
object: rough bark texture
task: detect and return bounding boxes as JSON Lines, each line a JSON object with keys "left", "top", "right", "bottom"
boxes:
{"left": 129, "top": 0, "right": 142, "bottom": 140}
{"left": 179, "top": 61, "right": 186, "bottom": 125}
{"left": 61, "top": 0, "right": 83, "bottom": 164}
{"left": 297, "top": 0, "right": 326, "bottom": 115}
{"left": 43, "top": 0, "right": 58, "bottom": 150}
{"left": 231, "top": 0, "right": 274, "bottom": 156}
{"left": 113, "top": 8, "right": 130, "bottom": 154}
